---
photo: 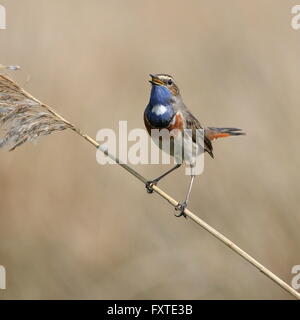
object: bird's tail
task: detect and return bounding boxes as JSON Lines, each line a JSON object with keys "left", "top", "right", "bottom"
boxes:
{"left": 205, "top": 127, "right": 246, "bottom": 141}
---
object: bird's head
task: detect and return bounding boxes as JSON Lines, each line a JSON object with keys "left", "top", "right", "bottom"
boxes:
{"left": 148, "top": 74, "right": 180, "bottom": 107}
{"left": 149, "top": 74, "right": 180, "bottom": 96}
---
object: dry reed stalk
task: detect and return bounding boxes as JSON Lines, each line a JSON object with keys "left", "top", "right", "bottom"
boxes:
{"left": 0, "top": 73, "right": 299, "bottom": 300}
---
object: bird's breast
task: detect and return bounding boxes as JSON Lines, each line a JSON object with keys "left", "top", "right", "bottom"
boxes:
{"left": 144, "top": 104, "right": 175, "bottom": 129}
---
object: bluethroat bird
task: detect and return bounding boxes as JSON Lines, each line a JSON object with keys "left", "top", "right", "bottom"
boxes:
{"left": 144, "top": 74, "right": 245, "bottom": 217}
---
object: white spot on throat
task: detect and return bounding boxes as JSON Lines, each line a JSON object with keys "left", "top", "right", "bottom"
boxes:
{"left": 151, "top": 105, "right": 167, "bottom": 116}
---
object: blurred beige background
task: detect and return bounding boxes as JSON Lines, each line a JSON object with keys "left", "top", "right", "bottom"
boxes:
{"left": 0, "top": 0, "right": 300, "bottom": 299}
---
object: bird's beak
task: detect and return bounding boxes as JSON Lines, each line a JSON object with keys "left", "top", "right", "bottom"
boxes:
{"left": 149, "top": 74, "right": 164, "bottom": 86}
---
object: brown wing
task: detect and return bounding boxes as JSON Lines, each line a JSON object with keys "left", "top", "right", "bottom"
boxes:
{"left": 184, "top": 111, "right": 214, "bottom": 158}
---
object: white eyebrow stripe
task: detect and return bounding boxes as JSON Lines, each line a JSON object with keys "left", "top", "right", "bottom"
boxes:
{"left": 151, "top": 105, "right": 168, "bottom": 116}
{"left": 158, "top": 75, "right": 172, "bottom": 82}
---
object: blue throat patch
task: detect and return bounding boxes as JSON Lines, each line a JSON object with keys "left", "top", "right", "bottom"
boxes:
{"left": 145, "top": 85, "right": 175, "bottom": 128}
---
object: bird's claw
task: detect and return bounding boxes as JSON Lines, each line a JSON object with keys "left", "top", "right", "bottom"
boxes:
{"left": 175, "top": 202, "right": 187, "bottom": 218}
{"left": 145, "top": 179, "right": 158, "bottom": 194}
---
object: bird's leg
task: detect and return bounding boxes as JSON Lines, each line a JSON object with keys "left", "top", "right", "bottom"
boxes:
{"left": 175, "top": 175, "right": 195, "bottom": 218}
{"left": 146, "top": 164, "right": 181, "bottom": 193}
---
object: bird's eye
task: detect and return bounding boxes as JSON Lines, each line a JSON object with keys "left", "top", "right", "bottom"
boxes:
{"left": 167, "top": 79, "right": 173, "bottom": 85}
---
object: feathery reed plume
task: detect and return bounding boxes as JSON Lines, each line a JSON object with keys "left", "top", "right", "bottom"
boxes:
{"left": 0, "top": 72, "right": 299, "bottom": 300}
{"left": 0, "top": 75, "right": 69, "bottom": 151}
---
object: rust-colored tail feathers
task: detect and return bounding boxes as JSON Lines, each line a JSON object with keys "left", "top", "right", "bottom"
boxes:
{"left": 206, "top": 127, "right": 245, "bottom": 141}
{"left": 204, "top": 127, "right": 245, "bottom": 158}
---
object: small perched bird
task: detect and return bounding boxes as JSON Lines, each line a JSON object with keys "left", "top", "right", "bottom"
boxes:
{"left": 144, "top": 74, "right": 245, "bottom": 217}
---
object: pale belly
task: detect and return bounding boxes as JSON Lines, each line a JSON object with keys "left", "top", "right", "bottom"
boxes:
{"left": 152, "top": 130, "right": 202, "bottom": 167}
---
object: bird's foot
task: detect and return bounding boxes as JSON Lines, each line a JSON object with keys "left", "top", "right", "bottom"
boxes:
{"left": 175, "top": 202, "right": 187, "bottom": 218}
{"left": 145, "top": 179, "right": 159, "bottom": 194}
